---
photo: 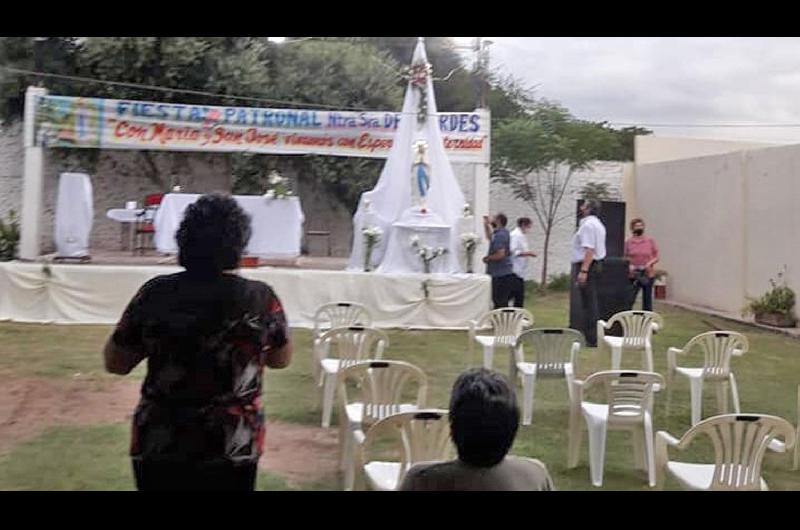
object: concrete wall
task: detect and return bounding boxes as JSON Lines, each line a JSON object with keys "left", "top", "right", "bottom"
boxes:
{"left": 636, "top": 152, "right": 747, "bottom": 313}
{"left": 635, "top": 135, "right": 773, "bottom": 165}
{"left": 0, "top": 122, "right": 24, "bottom": 222}
{"left": 742, "top": 145, "right": 800, "bottom": 304}
{"left": 633, "top": 140, "right": 800, "bottom": 316}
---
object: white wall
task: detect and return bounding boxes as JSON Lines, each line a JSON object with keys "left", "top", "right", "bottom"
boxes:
{"left": 636, "top": 135, "right": 773, "bottom": 165}
{"left": 632, "top": 140, "right": 800, "bottom": 316}
{"left": 742, "top": 145, "right": 800, "bottom": 304}
{"left": 636, "top": 152, "right": 746, "bottom": 313}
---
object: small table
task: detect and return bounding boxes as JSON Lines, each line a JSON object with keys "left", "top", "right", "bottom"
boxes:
{"left": 106, "top": 208, "right": 143, "bottom": 251}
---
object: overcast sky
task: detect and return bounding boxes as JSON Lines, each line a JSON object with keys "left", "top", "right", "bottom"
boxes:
{"left": 463, "top": 37, "right": 800, "bottom": 145}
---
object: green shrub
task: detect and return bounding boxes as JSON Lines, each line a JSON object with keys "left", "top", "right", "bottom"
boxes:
{"left": 745, "top": 266, "right": 796, "bottom": 317}
{"left": 0, "top": 210, "right": 20, "bottom": 261}
{"left": 547, "top": 273, "right": 571, "bottom": 292}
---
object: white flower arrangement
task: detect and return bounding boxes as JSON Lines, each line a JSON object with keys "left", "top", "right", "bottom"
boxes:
{"left": 264, "top": 170, "right": 293, "bottom": 200}
{"left": 410, "top": 236, "right": 448, "bottom": 274}
{"left": 462, "top": 203, "right": 473, "bottom": 218}
{"left": 460, "top": 232, "right": 480, "bottom": 273}
{"left": 362, "top": 225, "right": 383, "bottom": 272}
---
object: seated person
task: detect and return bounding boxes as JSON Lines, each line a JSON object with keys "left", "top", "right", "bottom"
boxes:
{"left": 399, "top": 368, "right": 554, "bottom": 491}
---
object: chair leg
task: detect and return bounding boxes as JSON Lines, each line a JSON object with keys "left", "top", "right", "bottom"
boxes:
{"left": 644, "top": 346, "right": 653, "bottom": 372}
{"left": 689, "top": 377, "right": 703, "bottom": 426}
{"left": 482, "top": 345, "right": 494, "bottom": 370}
{"left": 567, "top": 408, "right": 583, "bottom": 469}
{"left": 322, "top": 373, "right": 336, "bottom": 428}
{"left": 338, "top": 421, "right": 350, "bottom": 471}
{"left": 728, "top": 373, "right": 741, "bottom": 414}
{"left": 508, "top": 347, "right": 517, "bottom": 381}
{"left": 632, "top": 429, "right": 646, "bottom": 471}
{"left": 611, "top": 346, "right": 622, "bottom": 370}
{"left": 643, "top": 414, "right": 656, "bottom": 487}
{"left": 565, "top": 365, "right": 575, "bottom": 403}
{"left": 343, "top": 435, "right": 356, "bottom": 491}
{"left": 586, "top": 418, "right": 608, "bottom": 487}
{"left": 522, "top": 373, "right": 535, "bottom": 426}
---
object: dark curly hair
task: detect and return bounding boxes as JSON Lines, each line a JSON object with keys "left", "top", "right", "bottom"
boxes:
{"left": 176, "top": 193, "right": 251, "bottom": 275}
{"left": 449, "top": 368, "right": 519, "bottom": 467}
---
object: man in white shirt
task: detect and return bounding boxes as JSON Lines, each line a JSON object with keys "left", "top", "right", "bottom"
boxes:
{"left": 509, "top": 217, "right": 537, "bottom": 307}
{"left": 571, "top": 200, "right": 607, "bottom": 347}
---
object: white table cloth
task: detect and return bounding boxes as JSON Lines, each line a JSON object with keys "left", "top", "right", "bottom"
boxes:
{"left": 54, "top": 173, "right": 93, "bottom": 258}
{"left": 377, "top": 209, "right": 456, "bottom": 274}
{"left": 153, "top": 194, "right": 304, "bottom": 257}
{"left": 106, "top": 208, "right": 142, "bottom": 223}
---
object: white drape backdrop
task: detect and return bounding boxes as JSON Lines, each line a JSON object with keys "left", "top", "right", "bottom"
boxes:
{"left": 348, "top": 38, "right": 466, "bottom": 273}
{"left": 54, "top": 173, "right": 93, "bottom": 258}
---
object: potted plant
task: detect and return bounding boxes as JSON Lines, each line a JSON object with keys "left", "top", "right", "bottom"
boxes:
{"left": 744, "top": 267, "right": 797, "bottom": 328}
{"left": 653, "top": 269, "right": 668, "bottom": 299}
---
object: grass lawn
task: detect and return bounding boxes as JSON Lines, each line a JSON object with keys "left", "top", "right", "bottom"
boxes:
{"left": 1, "top": 289, "right": 799, "bottom": 490}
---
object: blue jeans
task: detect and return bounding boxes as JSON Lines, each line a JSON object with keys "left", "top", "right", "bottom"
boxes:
{"left": 631, "top": 276, "right": 654, "bottom": 311}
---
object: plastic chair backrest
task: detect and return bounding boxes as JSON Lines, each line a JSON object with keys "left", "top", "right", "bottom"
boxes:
{"left": 478, "top": 308, "right": 534, "bottom": 347}
{"left": 681, "top": 414, "right": 795, "bottom": 490}
{"left": 515, "top": 328, "right": 585, "bottom": 376}
{"left": 338, "top": 360, "right": 428, "bottom": 426}
{"left": 318, "top": 326, "right": 387, "bottom": 370}
{"left": 606, "top": 310, "right": 663, "bottom": 347}
{"left": 584, "top": 370, "right": 663, "bottom": 420}
{"left": 363, "top": 409, "right": 453, "bottom": 486}
{"left": 313, "top": 302, "right": 372, "bottom": 339}
{"left": 680, "top": 331, "right": 749, "bottom": 379}
{"left": 144, "top": 193, "right": 163, "bottom": 207}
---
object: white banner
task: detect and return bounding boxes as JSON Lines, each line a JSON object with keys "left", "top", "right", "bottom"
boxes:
{"left": 34, "top": 95, "right": 490, "bottom": 163}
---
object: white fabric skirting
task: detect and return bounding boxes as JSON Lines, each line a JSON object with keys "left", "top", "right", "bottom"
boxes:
{"left": 0, "top": 262, "right": 491, "bottom": 329}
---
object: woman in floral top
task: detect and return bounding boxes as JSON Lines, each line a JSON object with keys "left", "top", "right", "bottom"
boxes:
{"left": 104, "top": 193, "right": 292, "bottom": 491}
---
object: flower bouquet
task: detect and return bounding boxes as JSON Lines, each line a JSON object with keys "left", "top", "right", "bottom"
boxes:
{"left": 410, "top": 235, "right": 448, "bottom": 274}
{"left": 362, "top": 225, "right": 383, "bottom": 272}
{"left": 460, "top": 232, "right": 480, "bottom": 273}
{"left": 264, "top": 171, "right": 293, "bottom": 200}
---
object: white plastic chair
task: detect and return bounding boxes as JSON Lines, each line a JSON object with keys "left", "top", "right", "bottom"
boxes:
{"left": 666, "top": 331, "right": 748, "bottom": 426}
{"left": 597, "top": 310, "right": 663, "bottom": 372}
{"left": 355, "top": 409, "right": 453, "bottom": 491}
{"left": 336, "top": 360, "right": 428, "bottom": 491}
{"left": 318, "top": 326, "right": 388, "bottom": 428}
{"left": 568, "top": 370, "right": 664, "bottom": 487}
{"left": 468, "top": 308, "right": 533, "bottom": 379}
{"left": 312, "top": 302, "right": 372, "bottom": 383}
{"left": 766, "top": 385, "right": 800, "bottom": 470}
{"left": 656, "top": 413, "right": 795, "bottom": 490}
{"left": 514, "top": 328, "right": 585, "bottom": 426}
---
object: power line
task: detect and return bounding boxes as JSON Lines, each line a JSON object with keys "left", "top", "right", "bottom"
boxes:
{"left": 609, "top": 122, "right": 800, "bottom": 128}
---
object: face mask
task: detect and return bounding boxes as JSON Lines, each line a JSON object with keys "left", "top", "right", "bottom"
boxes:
{"left": 633, "top": 229, "right": 644, "bottom": 236}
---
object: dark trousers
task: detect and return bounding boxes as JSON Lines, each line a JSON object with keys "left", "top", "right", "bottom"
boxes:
{"left": 572, "top": 261, "right": 601, "bottom": 347}
{"left": 133, "top": 459, "right": 258, "bottom": 491}
{"left": 631, "top": 276, "right": 654, "bottom": 311}
{"left": 509, "top": 274, "right": 525, "bottom": 308}
{"left": 492, "top": 274, "right": 517, "bottom": 309}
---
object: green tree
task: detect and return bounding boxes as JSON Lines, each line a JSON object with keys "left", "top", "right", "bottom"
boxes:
{"left": 579, "top": 181, "right": 613, "bottom": 202}
{"left": 492, "top": 101, "right": 620, "bottom": 287}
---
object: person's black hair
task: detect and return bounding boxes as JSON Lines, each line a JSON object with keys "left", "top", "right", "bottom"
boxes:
{"left": 176, "top": 193, "right": 252, "bottom": 276}
{"left": 449, "top": 368, "right": 519, "bottom": 467}
{"left": 495, "top": 213, "right": 508, "bottom": 227}
{"left": 517, "top": 217, "right": 532, "bottom": 228}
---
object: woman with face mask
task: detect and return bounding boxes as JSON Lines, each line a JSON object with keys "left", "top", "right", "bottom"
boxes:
{"left": 624, "top": 218, "right": 659, "bottom": 311}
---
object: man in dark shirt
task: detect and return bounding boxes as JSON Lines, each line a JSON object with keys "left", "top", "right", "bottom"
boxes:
{"left": 482, "top": 213, "right": 515, "bottom": 309}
